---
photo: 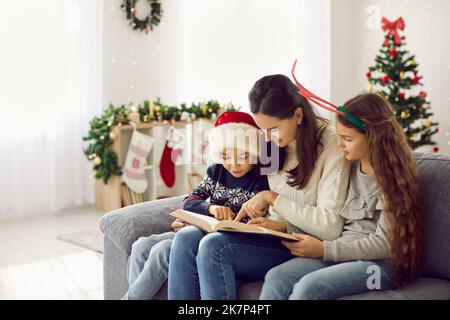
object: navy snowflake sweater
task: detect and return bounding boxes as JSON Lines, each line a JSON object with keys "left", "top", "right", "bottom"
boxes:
{"left": 180, "top": 164, "right": 270, "bottom": 217}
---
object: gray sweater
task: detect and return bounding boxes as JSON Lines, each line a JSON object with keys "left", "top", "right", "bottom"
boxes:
{"left": 323, "top": 161, "right": 390, "bottom": 262}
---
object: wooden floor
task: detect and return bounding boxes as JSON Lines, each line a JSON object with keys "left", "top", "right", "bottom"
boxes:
{"left": 0, "top": 206, "right": 105, "bottom": 300}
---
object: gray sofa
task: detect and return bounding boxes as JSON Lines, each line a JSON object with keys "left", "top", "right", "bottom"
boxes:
{"left": 100, "top": 152, "right": 450, "bottom": 300}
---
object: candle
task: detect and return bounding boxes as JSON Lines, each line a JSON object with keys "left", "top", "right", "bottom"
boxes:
{"left": 149, "top": 99, "right": 154, "bottom": 121}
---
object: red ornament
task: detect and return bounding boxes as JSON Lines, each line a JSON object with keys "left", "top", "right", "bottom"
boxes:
{"left": 413, "top": 75, "right": 421, "bottom": 84}
{"left": 381, "top": 76, "right": 390, "bottom": 83}
{"left": 419, "top": 91, "right": 428, "bottom": 99}
{"left": 366, "top": 72, "right": 371, "bottom": 79}
{"left": 433, "top": 147, "right": 440, "bottom": 153}
{"left": 399, "top": 92, "right": 405, "bottom": 99}
{"left": 436, "top": 128, "right": 440, "bottom": 133}
{"left": 389, "top": 49, "right": 397, "bottom": 56}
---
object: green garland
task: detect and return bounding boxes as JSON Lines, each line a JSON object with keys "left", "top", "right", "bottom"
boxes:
{"left": 121, "top": 0, "right": 163, "bottom": 33}
{"left": 83, "top": 99, "right": 238, "bottom": 184}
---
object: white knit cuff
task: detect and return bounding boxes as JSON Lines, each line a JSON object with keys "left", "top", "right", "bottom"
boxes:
{"left": 323, "top": 240, "right": 337, "bottom": 262}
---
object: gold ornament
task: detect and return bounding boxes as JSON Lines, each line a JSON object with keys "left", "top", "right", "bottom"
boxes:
{"left": 367, "top": 83, "right": 373, "bottom": 92}
{"left": 208, "top": 108, "right": 213, "bottom": 113}
{"left": 94, "top": 156, "right": 102, "bottom": 165}
{"left": 91, "top": 171, "right": 98, "bottom": 178}
{"left": 400, "top": 111, "right": 408, "bottom": 119}
{"left": 400, "top": 72, "right": 405, "bottom": 79}
{"left": 411, "top": 60, "right": 417, "bottom": 66}
{"left": 109, "top": 132, "right": 116, "bottom": 140}
{"left": 424, "top": 121, "right": 431, "bottom": 128}
{"left": 130, "top": 105, "right": 138, "bottom": 113}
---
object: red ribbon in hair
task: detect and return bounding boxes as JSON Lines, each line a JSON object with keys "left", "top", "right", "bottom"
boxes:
{"left": 381, "top": 17, "right": 405, "bottom": 46}
{"left": 291, "top": 60, "right": 345, "bottom": 116}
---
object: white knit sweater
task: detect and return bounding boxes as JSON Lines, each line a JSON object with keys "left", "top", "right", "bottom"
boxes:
{"left": 268, "top": 125, "right": 351, "bottom": 241}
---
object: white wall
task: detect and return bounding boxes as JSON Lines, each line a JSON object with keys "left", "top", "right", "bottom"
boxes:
{"left": 330, "top": 0, "right": 356, "bottom": 105}
{"left": 103, "top": 0, "right": 152, "bottom": 106}
{"left": 147, "top": 0, "right": 331, "bottom": 114}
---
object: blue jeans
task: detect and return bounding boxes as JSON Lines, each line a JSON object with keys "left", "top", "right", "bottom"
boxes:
{"left": 168, "top": 226, "right": 293, "bottom": 300}
{"left": 122, "top": 231, "right": 175, "bottom": 300}
{"left": 260, "top": 257, "right": 395, "bottom": 300}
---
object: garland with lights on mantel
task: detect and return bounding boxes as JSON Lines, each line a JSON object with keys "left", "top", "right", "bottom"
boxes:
{"left": 83, "top": 98, "right": 239, "bottom": 184}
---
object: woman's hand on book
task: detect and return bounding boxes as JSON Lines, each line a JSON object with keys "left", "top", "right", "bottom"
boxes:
{"left": 281, "top": 233, "right": 324, "bottom": 259}
{"left": 247, "top": 217, "right": 287, "bottom": 232}
{"left": 171, "top": 219, "right": 189, "bottom": 232}
{"left": 208, "top": 205, "right": 236, "bottom": 221}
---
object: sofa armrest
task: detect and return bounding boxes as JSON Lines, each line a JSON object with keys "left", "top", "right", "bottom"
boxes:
{"left": 100, "top": 195, "right": 186, "bottom": 254}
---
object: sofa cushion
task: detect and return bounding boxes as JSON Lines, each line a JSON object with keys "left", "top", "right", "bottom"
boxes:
{"left": 339, "top": 277, "right": 450, "bottom": 300}
{"left": 414, "top": 153, "right": 450, "bottom": 280}
{"left": 234, "top": 278, "right": 450, "bottom": 300}
{"left": 100, "top": 195, "right": 185, "bottom": 254}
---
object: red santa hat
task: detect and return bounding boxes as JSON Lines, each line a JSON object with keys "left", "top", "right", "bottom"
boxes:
{"left": 208, "top": 111, "right": 260, "bottom": 164}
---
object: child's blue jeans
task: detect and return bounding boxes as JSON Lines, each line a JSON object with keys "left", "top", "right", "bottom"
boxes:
{"left": 260, "top": 257, "right": 395, "bottom": 300}
{"left": 122, "top": 231, "right": 175, "bottom": 300}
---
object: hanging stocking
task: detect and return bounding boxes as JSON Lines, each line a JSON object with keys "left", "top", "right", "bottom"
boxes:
{"left": 159, "top": 126, "right": 184, "bottom": 188}
{"left": 122, "top": 129, "right": 154, "bottom": 193}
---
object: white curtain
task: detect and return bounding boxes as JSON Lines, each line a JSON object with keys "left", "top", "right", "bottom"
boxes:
{"left": 0, "top": 0, "right": 103, "bottom": 218}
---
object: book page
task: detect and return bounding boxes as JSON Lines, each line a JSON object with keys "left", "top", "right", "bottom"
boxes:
{"left": 215, "top": 220, "right": 266, "bottom": 233}
{"left": 169, "top": 210, "right": 219, "bottom": 233}
{"left": 216, "top": 220, "right": 297, "bottom": 241}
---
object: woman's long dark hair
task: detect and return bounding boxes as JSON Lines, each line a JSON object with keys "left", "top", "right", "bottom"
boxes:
{"left": 249, "top": 74, "right": 327, "bottom": 189}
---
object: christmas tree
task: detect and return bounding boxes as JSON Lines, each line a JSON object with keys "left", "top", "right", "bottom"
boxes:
{"left": 366, "top": 17, "right": 439, "bottom": 151}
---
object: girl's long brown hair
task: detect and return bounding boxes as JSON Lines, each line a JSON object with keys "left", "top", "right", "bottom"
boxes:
{"left": 249, "top": 74, "right": 327, "bottom": 189}
{"left": 338, "top": 93, "right": 425, "bottom": 287}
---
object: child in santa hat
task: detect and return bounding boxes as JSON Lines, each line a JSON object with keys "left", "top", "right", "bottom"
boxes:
{"left": 122, "top": 111, "right": 271, "bottom": 300}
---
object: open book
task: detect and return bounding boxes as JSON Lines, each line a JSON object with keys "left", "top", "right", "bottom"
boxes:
{"left": 169, "top": 209, "right": 298, "bottom": 241}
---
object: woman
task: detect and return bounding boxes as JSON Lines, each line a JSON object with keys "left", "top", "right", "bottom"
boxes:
{"left": 168, "top": 74, "right": 351, "bottom": 300}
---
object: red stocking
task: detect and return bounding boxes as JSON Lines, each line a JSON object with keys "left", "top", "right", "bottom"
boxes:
{"left": 159, "top": 127, "right": 183, "bottom": 188}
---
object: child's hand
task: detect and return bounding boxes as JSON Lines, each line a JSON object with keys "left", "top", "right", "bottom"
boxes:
{"left": 208, "top": 205, "right": 235, "bottom": 221}
{"left": 171, "top": 219, "right": 189, "bottom": 232}
{"left": 247, "top": 217, "right": 287, "bottom": 232}
{"left": 281, "top": 233, "right": 324, "bottom": 259}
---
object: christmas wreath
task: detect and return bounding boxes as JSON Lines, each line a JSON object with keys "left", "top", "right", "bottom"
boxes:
{"left": 121, "top": 0, "right": 163, "bottom": 33}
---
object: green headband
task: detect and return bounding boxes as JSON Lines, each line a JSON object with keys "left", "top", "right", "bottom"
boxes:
{"left": 337, "top": 106, "right": 365, "bottom": 130}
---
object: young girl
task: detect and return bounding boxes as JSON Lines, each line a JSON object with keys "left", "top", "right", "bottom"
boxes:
{"left": 260, "top": 92, "right": 426, "bottom": 299}
{"left": 122, "top": 111, "right": 270, "bottom": 300}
